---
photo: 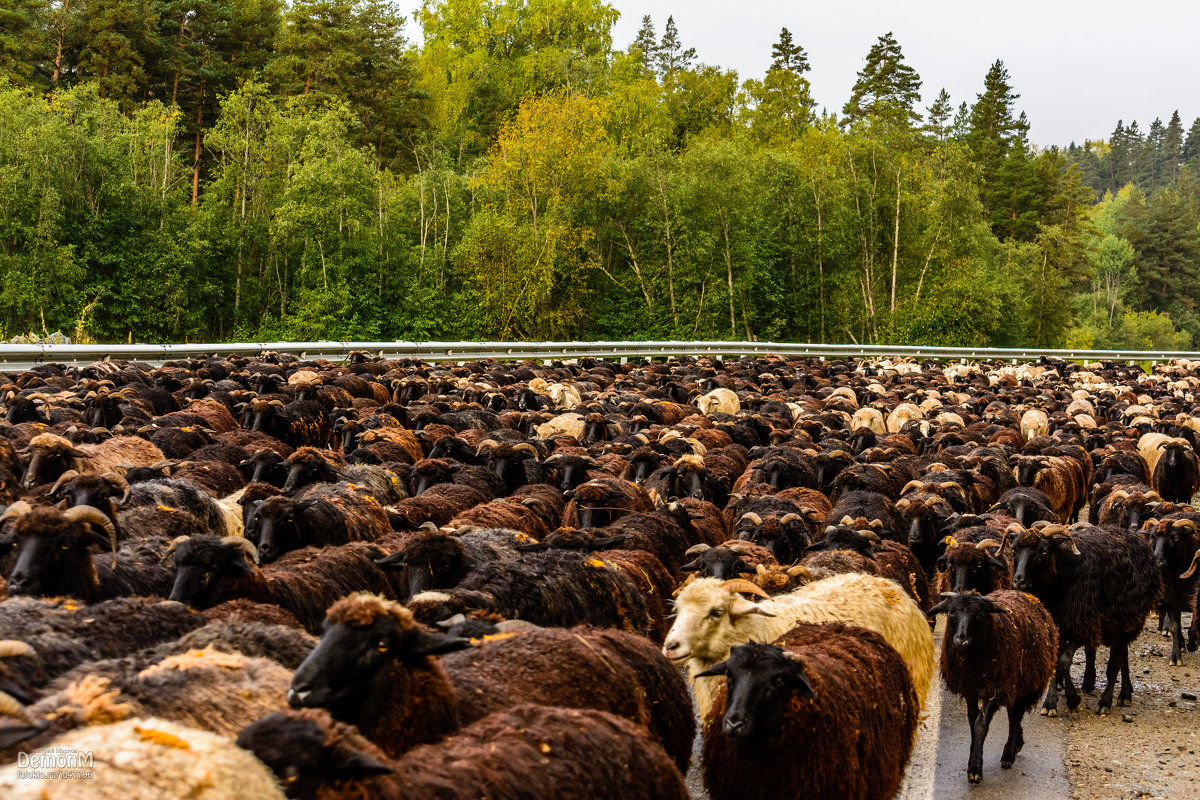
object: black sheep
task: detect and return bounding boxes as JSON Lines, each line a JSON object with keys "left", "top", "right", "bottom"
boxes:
{"left": 1011, "top": 522, "right": 1161, "bottom": 714}
{"left": 929, "top": 590, "right": 1058, "bottom": 783}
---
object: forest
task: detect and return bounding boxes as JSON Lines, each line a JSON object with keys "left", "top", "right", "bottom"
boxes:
{"left": 1, "top": 0, "right": 1199, "bottom": 348}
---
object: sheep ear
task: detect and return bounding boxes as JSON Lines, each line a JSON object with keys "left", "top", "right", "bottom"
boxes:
{"left": 406, "top": 630, "right": 471, "bottom": 658}
{"left": 786, "top": 664, "right": 815, "bottom": 699}
{"left": 695, "top": 661, "right": 728, "bottom": 678}
{"left": 680, "top": 559, "right": 701, "bottom": 572}
{"left": 325, "top": 744, "right": 395, "bottom": 780}
{"left": 0, "top": 724, "right": 45, "bottom": 751}
{"left": 374, "top": 551, "right": 407, "bottom": 568}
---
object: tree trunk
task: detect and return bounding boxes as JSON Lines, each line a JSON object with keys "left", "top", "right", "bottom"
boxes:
{"left": 890, "top": 165, "right": 901, "bottom": 313}
{"left": 191, "top": 81, "right": 204, "bottom": 206}
{"left": 723, "top": 217, "right": 736, "bottom": 337}
{"left": 52, "top": 0, "right": 69, "bottom": 84}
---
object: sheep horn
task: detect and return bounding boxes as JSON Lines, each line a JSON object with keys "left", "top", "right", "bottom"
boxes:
{"left": 738, "top": 512, "right": 763, "bottom": 526}
{"left": 839, "top": 515, "right": 855, "bottom": 526}
{"left": 511, "top": 443, "right": 539, "bottom": 455}
{"left": 494, "top": 620, "right": 542, "bottom": 634}
{"left": 720, "top": 579, "right": 771, "bottom": 600}
{"left": 1182, "top": 550, "right": 1200, "bottom": 580}
{"left": 0, "top": 690, "right": 36, "bottom": 725}
{"left": 900, "top": 479, "right": 926, "bottom": 495}
{"left": 161, "top": 535, "right": 191, "bottom": 564}
{"left": 975, "top": 538, "right": 1002, "bottom": 551}
{"left": 779, "top": 513, "right": 802, "bottom": 525}
{"left": 475, "top": 440, "right": 500, "bottom": 455}
{"left": 63, "top": 505, "right": 118, "bottom": 566}
{"left": 684, "top": 543, "right": 712, "bottom": 557}
{"left": 0, "top": 641, "right": 35, "bottom": 659}
{"left": 223, "top": 536, "right": 260, "bottom": 564}
{"left": 50, "top": 469, "right": 81, "bottom": 496}
{"left": 0, "top": 501, "right": 34, "bottom": 523}
{"left": 102, "top": 472, "right": 132, "bottom": 504}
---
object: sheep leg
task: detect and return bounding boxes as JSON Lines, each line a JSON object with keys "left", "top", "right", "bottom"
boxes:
{"left": 1118, "top": 642, "right": 1135, "bottom": 707}
{"left": 968, "top": 696, "right": 1000, "bottom": 783}
{"left": 1189, "top": 612, "right": 1200, "bottom": 653}
{"left": 1043, "top": 642, "right": 1078, "bottom": 715}
{"left": 1098, "top": 643, "right": 1125, "bottom": 714}
{"left": 1081, "top": 647, "right": 1096, "bottom": 693}
{"left": 1000, "top": 702, "right": 1029, "bottom": 768}
{"left": 1169, "top": 609, "right": 1185, "bottom": 666}
{"left": 964, "top": 696, "right": 981, "bottom": 782}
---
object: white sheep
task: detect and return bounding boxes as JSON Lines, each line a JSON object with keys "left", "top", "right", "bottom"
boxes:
{"left": 662, "top": 573, "right": 934, "bottom": 719}
{"left": 885, "top": 403, "right": 923, "bottom": 433}
{"left": 546, "top": 383, "right": 582, "bottom": 410}
{"left": 1019, "top": 408, "right": 1049, "bottom": 442}
{"left": 850, "top": 407, "right": 885, "bottom": 435}
{"left": 0, "top": 717, "right": 286, "bottom": 799}
{"left": 534, "top": 412, "right": 586, "bottom": 440}
{"left": 696, "top": 388, "right": 739, "bottom": 416}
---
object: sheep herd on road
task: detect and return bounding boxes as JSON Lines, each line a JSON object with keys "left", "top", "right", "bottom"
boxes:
{"left": 0, "top": 350, "right": 1198, "bottom": 798}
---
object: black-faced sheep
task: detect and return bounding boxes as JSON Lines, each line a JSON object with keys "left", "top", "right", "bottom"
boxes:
{"left": 239, "top": 705, "right": 689, "bottom": 800}
{"left": 19, "top": 433, "right": 165, "bottom": 488}
{"left": 286, "top": 594, "right": 694, "bottom": 768}
{"left": 166, "top": 535, "right": 406, "bottom": 632}
{"left": 929, "top": 590, "right": 1058, "bottom": 783}
{"left": 1011, "top": 522, "right": 1161, "bottom": 714}
{"left": 375, "top": 526, "right": 532, "bottom": 598}
{"left": 698, "top": 623, "right": 917, "bottom": 800}
{"left": 246, "top": 485, "right": 394, "bottom": 563}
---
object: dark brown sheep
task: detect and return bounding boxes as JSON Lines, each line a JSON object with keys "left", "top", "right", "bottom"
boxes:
{"left": 930, "top": 590, "right": 1058, "bottom": 783}
{"left": 699, "top": 622, "right": 918, "bottom": 800}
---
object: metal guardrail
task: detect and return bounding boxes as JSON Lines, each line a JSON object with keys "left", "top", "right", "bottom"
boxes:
{"left": 1, "top": 340, "right": 1198, "bottom": 372}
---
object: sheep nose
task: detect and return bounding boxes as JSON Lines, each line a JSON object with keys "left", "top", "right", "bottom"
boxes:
{"left": 287, "top": 688, "right": 311, "bottom": 707}
{"left": 1013, "top": 576, "right": 1030, "bottom": 590}
{"left": 724, "top": 716, "right": 750, "bottom": 739}
{"left": 662, "top": 640, "right": 679, "bottom": 656}
{"left": 953, "top": 635, "right": 972, "bottom": 649}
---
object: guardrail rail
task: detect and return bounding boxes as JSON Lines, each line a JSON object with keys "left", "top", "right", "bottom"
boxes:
{"left": 1, "top": 340, "right": 1197, "bottom": 372}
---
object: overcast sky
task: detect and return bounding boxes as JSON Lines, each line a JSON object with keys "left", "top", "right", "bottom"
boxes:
{"left": 400, "top": 1, "right": 1200, "bottom": 147}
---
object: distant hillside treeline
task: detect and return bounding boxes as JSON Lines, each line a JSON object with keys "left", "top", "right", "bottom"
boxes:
{"left": 1, "top": 0, "right": 1198, "bottom": 349}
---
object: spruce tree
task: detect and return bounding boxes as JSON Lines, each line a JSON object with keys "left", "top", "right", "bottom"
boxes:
{"left": 632, "top": 14, "right": 657, "bottom": 72}
{"left": 842, "top": 32, "right": 922, "bottom": 126}
{"left": 770, "top": 27, "right": 809, "bottom": 73}
{"left": 656, "top": 15, "right": 695, "bottom": 77}
{"left": 925, "top": 87, "right": 952, "bottom": 140}
{"left": 1164, "top": 110, "right": 1184, "bottom": 182}
{"left": 1185, "top": 117, "right": 1200, "bottom": 173}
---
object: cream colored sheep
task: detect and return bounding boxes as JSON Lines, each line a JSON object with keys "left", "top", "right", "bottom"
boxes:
{"left": 1019, "top": 409, "right": 1049, "bottom": 442}
{"left": 0, "top": 717, "right": 286, "bottom": 799}
{"left": 696, "top": 388, "right": 739, "bottom": 416}
{"left": 534, "top": 412, "right": 585, "bottom": 440}
{"left": 885, "top": 403, "right": 923, "bottom": 433}
{"left": 850, "top": 407, "right": 885, "bottom": 435}
{"left": 663, "top": 573, "right": 934, "bottom": 719}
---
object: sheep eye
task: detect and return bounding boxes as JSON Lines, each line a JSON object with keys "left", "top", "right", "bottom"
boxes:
{"left": 376, "top": 639, "right": 389, "bottom": 652}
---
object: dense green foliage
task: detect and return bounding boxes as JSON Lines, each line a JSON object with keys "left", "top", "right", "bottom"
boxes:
{"left": 1, "top": 3, "right": 1198, "bottom": 348}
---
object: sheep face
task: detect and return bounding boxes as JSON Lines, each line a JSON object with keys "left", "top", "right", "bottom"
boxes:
{"left": 808, "top": 525, "right": 875, "bottom": 560}
{"left": 1014, "top": 456, "right": 1046, "bottom": 488}
{"left": 20, "top": 440, "right": 86, "bottom": 488}
{"left": 1150, "top": 520, "right": 1199, "bottom": 570}
{"left": 247, "top": 497, "right": 305, "bottom": 564}
{"left": 939, "top": 542, "right": 1009, "bottom": 594}
{"left": 288, "top": 614, "right": 467, "bottom": 720}
{"left": 282, "top": 452, "right": 338, "bottom": 494}
{"left": 992, "top": 490, "right": 1056, "bottom": 528}
{"left": 239, "top": 450, "right": 287, "bottom": 487}
{"left": 413, "top": 460, "right": 457, "bottom": 495}
{"left": 697, "top": 642, "right": 813, "bottom": 742}
{"left": 663, "top": 580, "right": 774, "bottom": 665}
{"left": 237, "top": 712, "right": 392, "bottom": 800}
{"left": 927, "top": 592, "right": 1007, "bottom": 650}
{"left": 376, "top": 532, "right": 469, "bottom": 599}
{"left": 734, "top": 514, "right": 806, "bottom": 564}
{"left": 5, "top": 507, "right": 113, "bottom": 598}
{"left": 168, "top": 537, "right": 257, "bottom": 608}
{"left": 681, "top": 548, "right": 755, "bottom": 580}
{"left": 1011, "top": 531, "right": 1078, "bottom": 593}
{"left": 544, "top": 454, "right": 597, "bottom": 492}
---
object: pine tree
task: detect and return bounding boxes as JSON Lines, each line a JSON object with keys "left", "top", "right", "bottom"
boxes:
{"left": 656, "top": 15, "right": 695, "bottom": 77}
{"left": 1185, "top": 117, "right": 1200, "bottom": 173}
{"left": 951, "top": 101, "right": 971, "bottom": 140}
{"left": 1141, "top": 117, "right": 1165, "bottom": 191}
{"left": 1164, "top": 110, "right": 1184, "bottom": 182}
{"left": 631, "top": 14, "right": 657, "bottom": 72}
{"left": 770, "top": 27, "right": 809, "bottom": 73}
{"left": 924, "top": 87, "right": 952, "bottom": 140}
{"left": 842, "top": 32, "right": 922, "bottom": 126}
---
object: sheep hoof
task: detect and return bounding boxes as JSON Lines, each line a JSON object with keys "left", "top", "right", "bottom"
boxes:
{"left": 1097, "top": 706, "right": 1110, "bottom": 716}
{"left": 1066, "top": 696, "right": 1082, "bottom": 711}
{"left": 968, "top": 772, "right": 982, "bottom": 784}
{"left": 1001, "top": 759, "right": 1014, "bottom": 770}
{"left": 1117, "top": 698, "right": 1131, "bottom": 707}
{"left": 1044, "top": 708, "right": 1057, "bottom": 718}
{"left": 1170, "top": 658, "right": 1182, "bottom": 666}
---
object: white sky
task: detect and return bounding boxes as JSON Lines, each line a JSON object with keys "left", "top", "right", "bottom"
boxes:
{"left": 400, "top": 0, "right": 1200, "bottom": 146}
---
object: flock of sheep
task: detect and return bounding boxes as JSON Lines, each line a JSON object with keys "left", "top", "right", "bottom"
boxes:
{"left": 0, "top": 350, "right": 1198, "bottom": 798}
